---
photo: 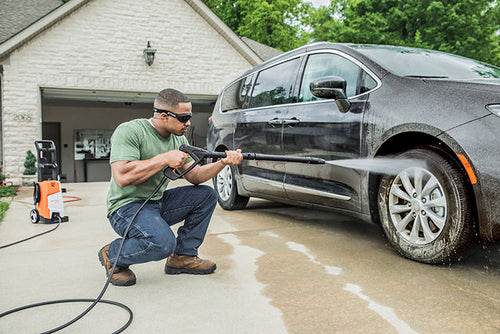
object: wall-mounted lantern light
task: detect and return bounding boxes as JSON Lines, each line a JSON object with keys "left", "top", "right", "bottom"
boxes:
{"left": 143, "top": 41, "right": 156, "bottom": 66}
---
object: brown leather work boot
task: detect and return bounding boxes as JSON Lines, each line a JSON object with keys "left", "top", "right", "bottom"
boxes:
{"left": 98, "top": 244, "right": 136, "bottom": 286}
{"left": 165, "top": 254, "right": 216, "bottom": 275}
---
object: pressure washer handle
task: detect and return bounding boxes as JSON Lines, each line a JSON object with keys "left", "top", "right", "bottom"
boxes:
{"left": 34, "top": 140, "right": 57, "bottom": 152}
{"left": 178, "top": 144, "right": 325, "bottom": 164}
{"left": 163, "top": 144, "right": 325, "bottom": 181}
{"left": 163, "top": 144, "right": 222, "bottom": 180}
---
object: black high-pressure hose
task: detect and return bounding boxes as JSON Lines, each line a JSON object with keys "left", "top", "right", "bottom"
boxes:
{"left": 0, "top": 175, "right": 169, "bottom": 333}
{"left": 0, "top": 220, "right": 61, "bottom": 250}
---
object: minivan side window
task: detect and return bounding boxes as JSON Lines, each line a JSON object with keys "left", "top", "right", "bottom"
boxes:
{"left": 299, "top": 53, "right": 376, "bottom": 102}
{"left": 249, "top": 58, "right": 301, "bottom": 108}
{"left": 221, "top": 74, "right": 253, "bottom": 112}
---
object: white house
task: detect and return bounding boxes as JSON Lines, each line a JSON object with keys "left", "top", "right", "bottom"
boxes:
{"left": 0, "top": 0, "right": 282, "bottom": 183}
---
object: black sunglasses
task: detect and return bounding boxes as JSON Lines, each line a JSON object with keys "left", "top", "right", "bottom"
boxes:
{"left": 153, "top": 108, "right": 192, "bottom": 123}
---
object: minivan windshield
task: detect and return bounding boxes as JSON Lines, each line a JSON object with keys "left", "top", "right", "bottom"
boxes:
{"left": 353, "top": 45, "right": 500, "bottom": 79}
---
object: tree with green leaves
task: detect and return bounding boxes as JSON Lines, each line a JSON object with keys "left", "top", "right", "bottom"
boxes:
{"left": 203, "top": 0, "right": 244, "bottom": 33}
{"left": 309, "top": 0, "right": 500, "bottom": 66}
{"left": 203, "top": 0, "right": 313, "bottom": 51}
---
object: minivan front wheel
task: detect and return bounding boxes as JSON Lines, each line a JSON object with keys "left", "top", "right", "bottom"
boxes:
{"left": 377, "top": 148, "right": 476, "bottom": 264}
{"left": 214, "top": 164, "right": 249, "bottom": 210}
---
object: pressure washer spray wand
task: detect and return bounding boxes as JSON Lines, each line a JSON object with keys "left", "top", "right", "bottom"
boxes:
{"left": 164, "top": 144, "right": 326, "bottom": 180}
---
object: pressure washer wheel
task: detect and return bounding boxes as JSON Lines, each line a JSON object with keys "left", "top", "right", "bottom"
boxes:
{"left": 30, "top": 209, "right": 40, "bottom": 224}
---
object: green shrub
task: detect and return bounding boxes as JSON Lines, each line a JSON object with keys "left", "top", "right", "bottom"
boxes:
{"left": 0, "top": 186, "right": 16, "bottom": 198}
{"left": 0, "top": 168, "right": 6, "bottom": 185}
{"left": 23, "top": 150, "right": 37, "bottom": 175}
{"left": 0, "top": 200, "right": 9, "bottom": 221}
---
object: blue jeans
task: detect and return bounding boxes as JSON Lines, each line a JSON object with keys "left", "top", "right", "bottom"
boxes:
{"left": 107, "top": 185, "right": 218, "bottom": 268}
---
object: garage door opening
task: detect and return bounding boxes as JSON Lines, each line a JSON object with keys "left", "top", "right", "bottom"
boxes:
{"left": 41, "top": 88, "right": 216, "bottom": 182}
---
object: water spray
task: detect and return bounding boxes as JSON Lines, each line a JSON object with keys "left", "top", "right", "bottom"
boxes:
{"left": 326, "top": 157, "right": 427, "bottom": 175}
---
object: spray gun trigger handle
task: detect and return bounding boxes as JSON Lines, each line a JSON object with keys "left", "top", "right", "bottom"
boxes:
{"left": 163, "top": 152, "right": 201, "bottom": 181}
{"left": 163, "top": 167, "right": 182, "bottom": 180}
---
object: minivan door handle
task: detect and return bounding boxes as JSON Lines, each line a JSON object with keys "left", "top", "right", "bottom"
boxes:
{"left": 268, "top": 118, "right": 283, "bottom": 126}
{"left": 282, "top": 118, "right": 300, "bottom": 125}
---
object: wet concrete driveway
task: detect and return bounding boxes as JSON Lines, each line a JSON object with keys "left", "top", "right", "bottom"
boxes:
{"left": 0, "top": 181, "right": 498, "bottom": 333}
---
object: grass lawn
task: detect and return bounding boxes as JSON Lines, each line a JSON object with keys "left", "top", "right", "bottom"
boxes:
{"left": 0, "top": 200, "right": 10, "bottom": 221}
{"left": 0, "top": 185, "right": 17, "bottom": 221}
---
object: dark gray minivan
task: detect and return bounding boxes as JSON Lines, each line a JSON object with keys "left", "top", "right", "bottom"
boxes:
{"left": 206, "top": 42, "right": 500, "bottom": 264}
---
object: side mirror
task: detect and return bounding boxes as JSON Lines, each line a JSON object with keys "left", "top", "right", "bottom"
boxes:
{"left": 310, "top": 76, "right": 351, "bottom": 113}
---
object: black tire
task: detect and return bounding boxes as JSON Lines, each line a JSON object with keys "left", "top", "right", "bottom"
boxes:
{"left": 30, "top": 209, "right": 40, "bottom": 224}
{"left": 377, "top": 148, "right": 477, "bottom": 264}
{"left": 213, "top": 164, "right": 249, "bottom": 210}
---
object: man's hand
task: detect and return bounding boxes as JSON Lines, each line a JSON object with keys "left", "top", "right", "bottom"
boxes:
{"left": 183, "top": 149, "right": 243, "bottom": 185}
{"left": 165, "top": 150, "right": 189, "bottom": 169}
{"left": 220, "top": 149, "right": 243, "bottom": 166}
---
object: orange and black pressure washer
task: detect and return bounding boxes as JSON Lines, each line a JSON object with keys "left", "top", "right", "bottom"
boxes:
{"left": 30, "top": 140, "right": 69, "bottom": 224}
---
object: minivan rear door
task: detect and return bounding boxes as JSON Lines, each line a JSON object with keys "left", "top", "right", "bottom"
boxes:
{"left": 233, "top": 57, "right": 302, "bottom": 198}
{"left": 282, "top": 51, "right": 377, "bottom": 212}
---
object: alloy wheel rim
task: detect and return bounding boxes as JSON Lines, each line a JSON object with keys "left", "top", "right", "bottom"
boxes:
{"left": 388, "top": 167, "right": 447, "bottom": 245}
{"left": 216, "top": 165, "right": 232, "bottom": 201}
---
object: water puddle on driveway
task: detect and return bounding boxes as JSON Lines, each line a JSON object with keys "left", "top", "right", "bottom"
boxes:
{"left": 217, "top": 233, "right": 288, "bottom": 333}
{"left": 278, "top": 236, "right": 418, "bottom": 334}
{"left": 286, "top": 241, "right": 342, "bottom": 276}
{"left": 214, "top": 218, "right": 418, "bottom": 333}
{"left": 344, "top": 283, "right": 419, "bottom": 334}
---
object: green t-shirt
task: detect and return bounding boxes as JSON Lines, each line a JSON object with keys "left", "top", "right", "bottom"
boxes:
{"left": 106, "top": 118, "right": 192, "bottom": 216}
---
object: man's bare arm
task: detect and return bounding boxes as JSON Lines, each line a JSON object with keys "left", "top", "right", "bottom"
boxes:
{"left": 111, "top": 150, "right": 188, "bottom": 187}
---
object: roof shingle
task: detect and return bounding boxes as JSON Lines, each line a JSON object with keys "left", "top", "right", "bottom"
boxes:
{"left": 0, "top": 0, "right": 63, "bottom": 44}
